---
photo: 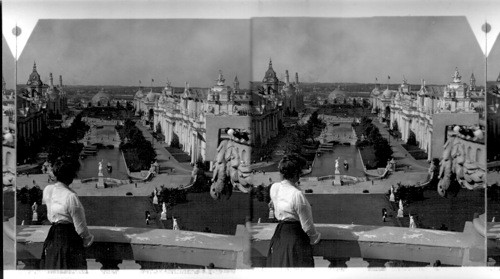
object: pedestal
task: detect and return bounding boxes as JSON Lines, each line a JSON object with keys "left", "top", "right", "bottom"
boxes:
{"left": 333, "top": 169, "right": 341, "bottom": 186}
{"left": 97, "top": 172, "right": 105, "bottom": 188}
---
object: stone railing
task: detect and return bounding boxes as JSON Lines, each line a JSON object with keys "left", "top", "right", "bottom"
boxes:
{"left": 252, "top": 221, "right": 485, "bottom": 267}
{"left": 17, "top": 224, "right": 250, "bottom": 269}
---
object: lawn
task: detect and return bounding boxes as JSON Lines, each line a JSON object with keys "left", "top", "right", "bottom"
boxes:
{"left": 17, "top": 192, "right": 251, "bottom": 235}
{"left": 253, "top": 194, "right": 398, "bottom": 227}
{"left": 358, "top": 146, "right": 377, "bottom": 169}
{"left": 396, "top": 188, "right": 484, "bottom": 232}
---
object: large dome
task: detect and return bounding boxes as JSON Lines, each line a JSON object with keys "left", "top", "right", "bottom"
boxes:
{"left": 146, "top": 90, "right": 158, "bottom": 102}
{"left": 135, "top": 89, "right": 144, "bottom": 99}
{"left": 91, "top": 89, "right": 111, "bottom": 105}
{"left": 27, "top": 63, "right": 43, "bottom": 87}
{"left": 262, "top": 60, "right": 279, "bottom": 84}
{"left": 328, "top": 86, "right": 346, "bottom": 102}
{"left": 382, "top": 88, "right": 393, "bottom": 99}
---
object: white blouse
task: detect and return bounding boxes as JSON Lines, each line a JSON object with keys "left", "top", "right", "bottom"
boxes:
{"left": 270, "top": 180, "right": 321, "bottom": 244}
{"left": 42, "top": 182, "right": 94, "bottom": 246}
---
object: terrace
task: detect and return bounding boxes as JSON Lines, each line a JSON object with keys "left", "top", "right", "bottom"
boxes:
{"left": 15, "top": 223, "right": 250, "bottom": 269}
{"left": 252, "top": 214, "right": 486, "bottom": 267}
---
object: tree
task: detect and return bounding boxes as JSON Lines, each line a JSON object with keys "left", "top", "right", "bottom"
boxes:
{"left": 171, "top": 133, "right": 180, "bottom": 148}
{"left": 392, "top": 121, "right": 399, "bottom": 132}
{"left": 407, "top": 131, "right": 417, "bottom": 146}
{"left": 107, "top": 100, "right": 111, "bottom": 107}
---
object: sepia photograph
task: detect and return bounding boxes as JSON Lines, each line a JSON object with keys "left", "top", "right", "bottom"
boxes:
{"left": 5, "top": 16, "right": 253, "bottom": 269}
{"left": 250, "top": 16, "right": 491, "bottom": 267}
{"left": 2, "top": 0, "right": 500, "bottom": 277}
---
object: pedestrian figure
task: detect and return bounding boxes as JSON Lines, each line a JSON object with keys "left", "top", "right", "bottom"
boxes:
{"left": 409, "top": 215, "right": 416, "bottom": 229}
{"left": 173, "top": 218, "right": 179, "bottom": 230}
{"left": 382, "top": 208, "right": 387, "bottom": 222}
{"left": 268, "top": 201, "right": 275, "bottom": 221}
{"left": 135, "top": 183, "right": 137, "bottom": 188}
{"left": 372, "top": 180, "right": 374, "bottom": 185}
{"left": 145, "top": 211, "right": 151, "bottom": 225}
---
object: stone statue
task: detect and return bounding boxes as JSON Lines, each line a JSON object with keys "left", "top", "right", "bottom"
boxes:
{"left": 32, "top": 202, "right": 38, "bottom": 222}
{"left": 335, "top": 157, "right": 340, "bottom": 172}
{"left": 153, "top": 192, "right": 158, "bottom": 205}
{"left": 389, "top": 186, "right": 395, "bottom": 202}
{"left": 210, "top": 131, "right": 253, "bottom": 200}
{"left": 160, "top": 202, "right": 167, "bottom": 220}
{"left": 173, "top": 218, "right": 179, "bottom": 230}
{"left": 397, "top": 207, "right": 404, "bottom": 218}
{"left": 399, "top": 199, "right": 403, "bottom": 211}
{"left": 98, "top": 160, "right": 103, "bottom": 175}
{"left": 409, "top": 216, "right": 416, "bottom": 229}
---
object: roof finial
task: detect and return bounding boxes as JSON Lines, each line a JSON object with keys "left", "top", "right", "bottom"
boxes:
{"left": 269, "top": 58, "right": 273, "bottom": 68}
{"left": 33, "top": 61, "right": 37, "bottom": 71}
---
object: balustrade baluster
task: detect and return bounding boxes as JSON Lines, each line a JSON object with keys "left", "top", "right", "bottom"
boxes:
{"left": 19, "top": 259, "right": 41, "bottom": 270}
{"left": 96, "top": 259, "right": 122, "bottom": 269}
{"left": 324, "top": 257, "right": 349, "bottom": 267}
{"left": 363, "top": 258, "right": 389, "bottom": 267}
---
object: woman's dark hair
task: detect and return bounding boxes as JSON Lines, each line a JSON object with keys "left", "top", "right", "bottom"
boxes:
{"left": 51, "top": 156, "right": 80, "bottom": 185}
{"left": 278, "top": 153, "right": 306, "bottom": 180}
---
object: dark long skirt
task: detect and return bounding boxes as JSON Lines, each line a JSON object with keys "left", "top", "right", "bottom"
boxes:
{"left": 266, "top": 221, "right": 314, "bottom": 267}
{"left": 40, "top": 223, "right": 87, "bottom": 269}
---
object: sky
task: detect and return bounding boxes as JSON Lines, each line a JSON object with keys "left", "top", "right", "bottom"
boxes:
{"left": 252, "top": 16, "right": 499, "bottom": 85}
{"left": 2, "top": 1, "right": 500, "bottom": 88}
{"left": 2, "top": 19, "right": 251, "bottom": 88}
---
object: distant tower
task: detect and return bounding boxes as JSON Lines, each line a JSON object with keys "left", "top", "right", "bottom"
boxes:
{"left": 233, "top": 75, "right": 240, "bottom": 91}
{"left": 59, "top": 75, "right": 63, "bottom": 88}
{"left": 295, "top": 72, "right": 299, "bottom": 84}
{"left": 285, "top": 70, "right": 290, "bottom": 85}
{"left": 49, "top": 73, "right": 54, "bottom": 87}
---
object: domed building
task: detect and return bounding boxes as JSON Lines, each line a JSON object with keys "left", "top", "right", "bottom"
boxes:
{"left": 328, "top": 86, "right": 347, "bottom": 104}
{"left": 91, "top": 88, "right": 111, "bottom": 106}
{"left": 262, "top": 59, "right": 281, "bottom": 95}
{"left": 389, "top": 68, "right": 484, "bottom": 161}
{"left": 25, "top": 62, "right": 48, "bottom": 98}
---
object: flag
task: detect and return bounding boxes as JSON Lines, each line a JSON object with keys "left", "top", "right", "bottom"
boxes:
{"left": 375, "top": 77, "right": 378, "bottom": 82}
{"left": 139, "top": 80, "right": 141, "bottom": 84}
{"left": 388, "top": 75, "right": 390, "bottom": 80}
{"left": 152, "top": 79, "right": 154, "bottom": 83}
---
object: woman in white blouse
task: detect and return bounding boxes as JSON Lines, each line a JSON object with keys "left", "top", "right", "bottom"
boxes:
{"left": 267, "top": 154, "right": 320, "bottom": 267}
{"left": 40, "top": 156, "right": 94, "bottom": 269}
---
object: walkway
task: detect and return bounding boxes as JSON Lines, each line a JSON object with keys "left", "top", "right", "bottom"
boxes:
{"left": 372, "top": 120, "right": 429, "bottom": 171}
{"left": 251, "top": 171, "right": 428, "bottom": 194}
{"left": 134, "top": 122, "right": 193, "bottom": 175}
{"left": 16, "top": 173, "right": 192, "bottom": 197}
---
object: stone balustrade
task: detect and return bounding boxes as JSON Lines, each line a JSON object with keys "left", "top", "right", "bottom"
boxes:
{"left": 252, "top": 221, "right": 485, "bottom": 267}
{"left": 17, "top": 224, "right": 250, "bottom": 269}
